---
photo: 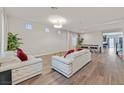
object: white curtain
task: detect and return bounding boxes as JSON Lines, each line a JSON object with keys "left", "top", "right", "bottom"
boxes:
{"left": 71, "top": 33, "right": 78, "bottom": 48}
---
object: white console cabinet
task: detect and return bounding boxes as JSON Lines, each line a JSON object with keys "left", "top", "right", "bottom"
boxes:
{"left": 12, "top": 60, "right": 42, "bottom": 84}
{"left": 0, "top": 54, "right": 43, "bottom": 85}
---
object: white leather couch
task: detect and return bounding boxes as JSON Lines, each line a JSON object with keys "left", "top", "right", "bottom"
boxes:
{"left": 0, "top": 52, "right": 43, "bottom": 84}
{"left": 52, "top": 49, "right": 91, "bottom": 78}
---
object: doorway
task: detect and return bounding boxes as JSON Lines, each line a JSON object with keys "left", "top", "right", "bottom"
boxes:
{"left": 103, "top": 32, "right": 123, "bottom": 58}
{"left": 109, "top": 38, "right": 114, "bottom": 48}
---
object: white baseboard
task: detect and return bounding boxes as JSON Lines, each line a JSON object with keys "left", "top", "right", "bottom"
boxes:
{"left": 34, "top": 50, "right": 67, "bottom": 57}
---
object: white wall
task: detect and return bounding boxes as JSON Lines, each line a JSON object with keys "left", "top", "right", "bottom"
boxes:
{"left": 71, "top": 33, "right": 78, "bottom": 48}
{"left": 8, "top": 17, "right": 67, "bottom": 56}
{"left": 66, "top": 31, "right": 78, "bottom": 49}
{"left": 81, "top": 31, "right": 103, "bottom": 48}
{"left": 0, "top": 9, "right": 1, "bottom": 52}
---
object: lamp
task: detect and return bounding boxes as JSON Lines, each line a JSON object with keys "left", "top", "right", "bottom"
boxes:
{"left": 54, "top": 24, "right": 63, "bottom": 28}
{"left": 48, "top": 15, "right": 67, "bottom": 29}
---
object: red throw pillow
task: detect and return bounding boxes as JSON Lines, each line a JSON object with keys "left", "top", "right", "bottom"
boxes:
{"left": 76, "top": 48, "right": 83, "bottom": 51}
{"left": 17, "top": 48, "right": 28, "bottom": 61}
{"left": 17, "top": 48, "right": 23, "bottom": 52}
{"left": 64, "top": 49, "right": 75, "bottom": 58}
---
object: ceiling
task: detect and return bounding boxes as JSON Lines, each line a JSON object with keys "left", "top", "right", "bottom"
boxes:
{"left": 5, "top": 7, "right": 124, "bottom": 33}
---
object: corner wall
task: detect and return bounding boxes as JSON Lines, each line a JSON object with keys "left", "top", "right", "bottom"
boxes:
{"left": 81, "top": 31, "right": 103, "bottom": 50}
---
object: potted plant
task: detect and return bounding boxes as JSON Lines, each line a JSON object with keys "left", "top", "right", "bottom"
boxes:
{"left": 7, "top": 32, "right": 23, "bottom": 51}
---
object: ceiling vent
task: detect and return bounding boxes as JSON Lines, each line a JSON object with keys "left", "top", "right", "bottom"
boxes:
{"left": 51, "top": 7, "right": 58, "bottom": 10}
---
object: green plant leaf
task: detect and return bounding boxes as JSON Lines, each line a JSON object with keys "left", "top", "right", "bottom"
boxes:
{"left": 7, "top": 32, "right": 23, "bottom": 51}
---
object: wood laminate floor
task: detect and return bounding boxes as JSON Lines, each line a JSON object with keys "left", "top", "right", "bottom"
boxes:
{"left": 19, "top": 48, "right": 124, "bottom": 85}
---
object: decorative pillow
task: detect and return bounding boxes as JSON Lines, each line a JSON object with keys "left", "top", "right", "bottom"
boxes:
{"left": 64, "top": 49, "right": 75, "bottom": 58}
{"left": 76, "top": 48, "right": 83, "bottom": 51}
{"left": 17, "top": 48, "right": 28, "bottom": 61}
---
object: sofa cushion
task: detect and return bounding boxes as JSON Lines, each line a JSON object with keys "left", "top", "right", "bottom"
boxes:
{"left": 64, "top": 48, "right": 83, "bottom": 58}
{"left": 64, "top": 49, "right": 75, "bottom": 58}
{"left": 0, "top": 56, "right": 21, "bottom": 67}
{"left": 17, "top": 48, "right": 28, "bottom": 61}
{"left": 65, "top": 49, "right": 90, "bottom": 59}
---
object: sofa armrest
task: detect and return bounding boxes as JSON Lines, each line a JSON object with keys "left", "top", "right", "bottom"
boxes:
{"left": 0, "top": 58, "right": 43, "bottom": 72}
{"left": 52, "top": 56, "right": 74, "bottom": 65}
{"left": 27, "top": 55, "right": 35, "bottom": 59}
{"left": 12, "top": 58, "right": 42, "bottom": 68}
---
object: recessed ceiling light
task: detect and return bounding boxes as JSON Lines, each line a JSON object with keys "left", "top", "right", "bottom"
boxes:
{"left": 57, "top": 30, "right": 61, "bottom": 34}
{"left": 45, "top": 28, "right": 50, "bottom": 32}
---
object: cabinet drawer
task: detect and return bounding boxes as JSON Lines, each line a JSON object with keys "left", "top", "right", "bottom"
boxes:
{"left": 12, "top": 62, "right": 42, "bottom": 82}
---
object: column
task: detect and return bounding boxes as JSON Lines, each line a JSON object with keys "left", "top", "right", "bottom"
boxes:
{"left": 0, "top": 8, "right": 8, "bottom": 55}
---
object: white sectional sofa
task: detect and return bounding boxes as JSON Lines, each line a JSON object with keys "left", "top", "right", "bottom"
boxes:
{"left": 52, "top": 49, "right": 91, "bottom": 78}
{"left": 0, "top": 52, "right": 42, "bottom": 85}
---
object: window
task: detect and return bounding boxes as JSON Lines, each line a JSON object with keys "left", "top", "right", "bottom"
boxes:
{"left": 25, "top": 23, "right": 32, "bottom": 30}
{"left": 72, "top": 33, "right": 78, "bottom": 48}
